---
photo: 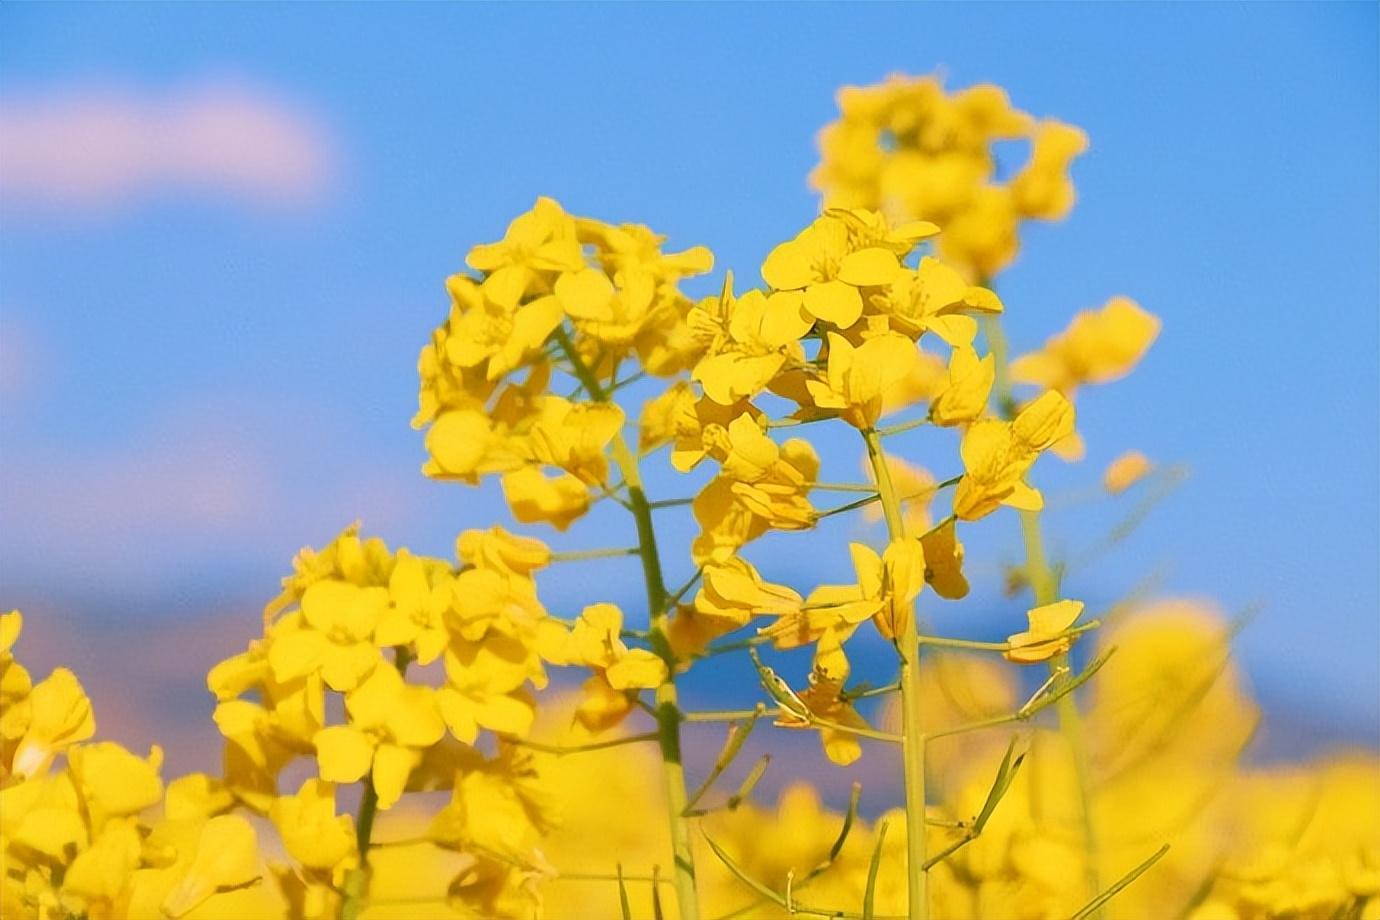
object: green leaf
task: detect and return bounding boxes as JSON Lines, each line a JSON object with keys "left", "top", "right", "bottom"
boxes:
{"left": 617, "top": 864, "right": 633, "bottom": 920}
{"left": 973, "top": 737, "right": 1025, "bottom": 832}
{"left": 862, "top": 819, "right": 890, "bottom": 920}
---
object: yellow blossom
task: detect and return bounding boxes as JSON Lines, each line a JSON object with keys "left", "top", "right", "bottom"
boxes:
{"left": 1005, "top": 599, "right": 1085, "bottom": 663}
{"left": 920, "top": 517, "right": 970, "bottom": 600}
{"left": 761, "top": 213, "right": 904, "bottom": 328}
{"left": 158, "top": 815, "right": 261, "bottom": 918}
{"left": 929, "top": 345, "right": 996, "bottom": 426}
{"left": 10, "top": 667, "right": 95, "bottom": 778}
{"left": 373, "top": 550, "right": 452, "bottom": 665}
{"left": 313, "top": 662, "right": 445, "bottom": 810}
{"left": 500, "top": 466, "right": 591, "bottom": 531}
{"left": 463, "top": 196, "right": 585, "bottom": 304}
{"left": 774, "top": 666, "right": 874, "bottom": 766}
{"left": 805, "top": 331, "right": 920, "bottom": 429}
{"left": 694, "top": 558, "right": 803, "bottom": 624}
{"left": 952, "top": 389, "right": 1075, "bottom": 520}
{"left": 267, "top": 579, "right": 385, "bottom": 692}
{"left": 269, "top": 779, "right": 357, "bottom": 872}
{"left": 1011, "top": 296, "right": 1161, "bottom": 395}
{"left": 873, "top": 256, "right": 1003, "bottom": 346}
{"left": 1104, "top": 449, "right": 1154, "bottom": 494}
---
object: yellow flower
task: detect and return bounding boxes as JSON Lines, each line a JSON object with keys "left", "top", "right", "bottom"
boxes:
{"left": 10, "top": 667, "right": 95, "bottom": 778}
{"left": 689, "top": 281, "right": 808, "bottom": 405}
{"left": 1004, "top": 599, "right": 1084, "bottom": 663}
{"left": 563, "top": 603, "right": 668, "bottom": 691}
{"left": 270, "top": 778, "right": 357, "bottom": 872}
{"left": 438, "top": 636, "right": 542, "bottom": 744}
{"left": 1104, "top": 449, "right": 1153, "bottom": 494}
{"left": 313, "top": 662, "right": 445, "bottom": 810}
{"left": 638, "top": 380, "right": 694, "bottom": 454}
{"left": 936, "top": 185, "right": 1020, "bottom": 280}
{"left": 60, "top": 819, "right": 143, "bottom": 912}
{"left": 805, "top": 331, "right": 919, "bottom": 429}
{"left": 775, "top": 666, "right": 874, "bottom": 766}
{"left": 1010, "top": 120, "right": 1089, "bottom": 220}
{"left": 873, "top": 256, "right": 1003, "bottom": 346}
{"left": 158, "top": 814, "right": 261, "bottom": 918}
{"left": 500, "top": 466, "right": 591, "bottom": 531}
{"left": 811, "top": 74, "right": 1085, "bottom": 279}
{"left": 443, "top": 274, "right": 566, "bottom": 381}
{"left": 575, "top": 216, "right": 714, "bottom": 282}
{"left": 267, "top": 579, "right": 385, "bottom": 692}
{"left": 761, "top": 213, "right": 904, "bottom": 328}
{"left": 695, "top": 558, "right": 803, "bottom": 625}
{"left": 665, "top": 604, "right": 742, "bottom": 665}
{"left": 456, "top": 524, "right": 552, "bottom": 576}
{"left": 373, "top": 550, "right": 452, "bottom": 664}
{"left": 1011, "top": 296, "right": 1160, "bottom": 395}
{"left": 555, "top": 266, "right": 666, "bottom": 347}
{"left": 526, "top": 396, "right": 625, "bottom": 486}
{"left": 952, "top": 389, "right": 1075, "bottom": 521}
{"left": 66, "top": 742, "right": 164, "bottom": 823}
{"left": 929, "top": 345, "right": 996, "bottom": 426}
{"left": 464, "top": 196, "right": 585, "bottom": 304}
{"left": 768, "top": 540, "right": 923, "bottom": 673}
{"left": 920, "top": 518, "right": 969, "bottom": 600}
{"left": 0, "top": 610, "right": 32, "bottom": 743}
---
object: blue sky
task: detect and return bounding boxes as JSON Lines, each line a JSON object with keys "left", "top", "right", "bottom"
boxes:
{"left": 2, "top": 3, "right": 1376, "bottom": 752}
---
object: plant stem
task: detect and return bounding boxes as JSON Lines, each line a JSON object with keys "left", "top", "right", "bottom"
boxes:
{"left": 549, "top": 546, "right": 641, "bottom": 562}
{"left": 861, "top": 426, "right": 928, "bottom": 920}
{"left": 341, "top": 647, "right": 411, "bottom": 920}
{"left": 555, "top": 324, "right": 700, "bottom": 918}
{"left": 1021, "top": 508, "right": 1101, "bottom": 904}
{"left": 983, "top": 314, "right": 1101, "bottom": 908}
{"left": 611, "top": 433, "right": 701, "bottom": 920}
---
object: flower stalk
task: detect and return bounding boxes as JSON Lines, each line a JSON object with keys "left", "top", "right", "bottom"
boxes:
{"left": 556, "top": 325, "right": 700, "bottom": 920}
{"left": 861, "top": 425, "right": 928, "bottom": 920}
{"left": 983, "top": 314, "right": 1102, "bottom": 907}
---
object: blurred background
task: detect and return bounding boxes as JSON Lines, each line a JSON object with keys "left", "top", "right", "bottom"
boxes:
{"left": 1, "top": 3, "right": 1376, "bottom": 802}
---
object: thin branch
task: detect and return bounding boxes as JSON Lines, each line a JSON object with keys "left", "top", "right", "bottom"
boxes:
{"left": 663, "top": 566, "right": 705, "bottom": 612}
{"left": 549, "top": 546, "right": 641, "bottom": 562}
{"left": 876, "top": 416, "right": 929, "bottom": 437}
{"left": 918, "top": 620, "right": 1101, "bottom": 653}
{"left": 505, "top": 732, "right": 660, "bottom": 756}
{"left": 1068, "top": 845, "right": 1171, "bottom": 920}
{"left": 683, "top": 707, "right": 765, "bottom": 813}
{"left": 926, "top": 648, "right": 1116, "bottom": 741}
{"left": 648, "top": 497, "right": 695, "bottom": 510}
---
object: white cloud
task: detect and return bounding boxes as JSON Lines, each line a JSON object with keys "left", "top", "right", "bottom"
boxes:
{"left": 0, "top": 78, "right": 338, "bottom": 212}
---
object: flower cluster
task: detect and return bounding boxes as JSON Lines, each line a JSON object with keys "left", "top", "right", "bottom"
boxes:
{"left": 1, "top": 611, "right": 267, "bottom": 920}
{"left": 415, "top": 197, "right": 712, "bottom": 532}
{"left": 811, "top": 73, "right": 1088, "bottom": 278}
{"left": 5, "top": 70, "right": 1376, "bottom": 920}
{"left": 204, "top": 523, "right": 573, "bottom": 917}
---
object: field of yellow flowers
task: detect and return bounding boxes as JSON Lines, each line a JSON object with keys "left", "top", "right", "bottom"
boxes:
{"left": 3, "top": 74, "right": 1377, "bottom": 920}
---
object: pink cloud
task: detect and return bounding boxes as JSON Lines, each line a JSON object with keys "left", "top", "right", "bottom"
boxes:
{"left": 0, "top": 396, "right": 427, "bottom": 589}
{"left": 0, "top": 79, "right": 337, "bottom": 211}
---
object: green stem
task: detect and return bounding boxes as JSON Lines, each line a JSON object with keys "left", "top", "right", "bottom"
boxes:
{"left": 549, "top": 546, "right": 641, "bottom": 562}
{"left": 554, "top": 325, "right": 700, "bottom": 920}
{"left": 614, "top": 434, "right": 700, "bottom": 920}
{"left": 341, "top": 647, "right": 411, "bottom": 920}
{"left": 983, "top": 313, "right": 1101, "bottom": 908}
{"left": 861, "top": 426, "right": 928, "bottom": 920}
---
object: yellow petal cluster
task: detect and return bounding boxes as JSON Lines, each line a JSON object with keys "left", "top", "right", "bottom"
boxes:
{"left": 415, "top": 197, "right": 713, "bottom": 531}
{"left": 811, "top": 74, "right": 1088, "bottom": 278}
